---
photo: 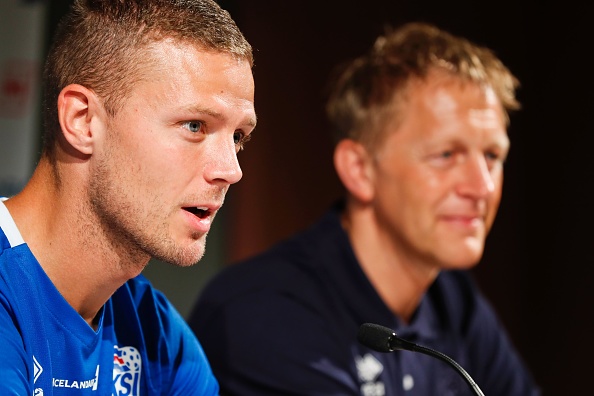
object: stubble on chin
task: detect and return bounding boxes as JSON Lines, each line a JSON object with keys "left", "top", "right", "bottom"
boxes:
{"left": 149, "top": 230, "right": 208, "bottom": 268}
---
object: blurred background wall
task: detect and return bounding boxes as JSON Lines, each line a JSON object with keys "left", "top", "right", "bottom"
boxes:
{"left": 0, "top": 0, "right": 47, "bottom": 195}
{"left": 1, "top": 1, "right": 591, "bottom": 395}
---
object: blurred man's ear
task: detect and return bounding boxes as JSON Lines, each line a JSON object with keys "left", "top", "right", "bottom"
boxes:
{"left": 333, "top": 139, "right": 374, "bottom": 203}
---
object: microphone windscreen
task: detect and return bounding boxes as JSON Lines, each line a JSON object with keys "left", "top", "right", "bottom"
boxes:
{"left": 357, "top": 323, "right": 394, "bottom": 352}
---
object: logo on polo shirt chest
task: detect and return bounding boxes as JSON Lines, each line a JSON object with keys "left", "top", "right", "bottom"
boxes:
{"left": 356, "top": 353, "right": 385, "bottom": 396}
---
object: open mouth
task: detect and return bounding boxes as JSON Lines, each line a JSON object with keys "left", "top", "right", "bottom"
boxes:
{"left": 183, "top": 207, "right": 210, "bottom": 219}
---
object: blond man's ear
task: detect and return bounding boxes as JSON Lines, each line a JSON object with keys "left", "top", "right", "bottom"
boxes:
{"left": 333, "top": 139, "right": 375, "bottom": 203}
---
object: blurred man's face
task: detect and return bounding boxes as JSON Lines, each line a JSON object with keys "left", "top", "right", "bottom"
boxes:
{"left": 369, "top": 70, "right": 509, "bottom": 270}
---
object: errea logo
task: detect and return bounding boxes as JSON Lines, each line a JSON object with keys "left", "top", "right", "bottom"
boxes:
{"left": 33, "top": 355, "right": 43, "bottom": 383}
{"left": 356, "top": 353, "right": 385, "bottom": 396}
{"left": 33, "top": 355, "right": 44, "bottom": 395}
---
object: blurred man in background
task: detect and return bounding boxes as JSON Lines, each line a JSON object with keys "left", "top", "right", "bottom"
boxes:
{"left": 190, "top": 22, "right": 539, "bottom": 395}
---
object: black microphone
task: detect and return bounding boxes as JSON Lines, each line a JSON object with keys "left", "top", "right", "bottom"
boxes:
{"left": 357, "top": 323, "right": 485, "bottom": 396}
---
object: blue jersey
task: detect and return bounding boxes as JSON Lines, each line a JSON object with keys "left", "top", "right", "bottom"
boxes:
{"left": 190, "top": 200, "right": 540, "bottom": 396}
{"left": 0, "top": 200, "right": 219, "bottom": 395}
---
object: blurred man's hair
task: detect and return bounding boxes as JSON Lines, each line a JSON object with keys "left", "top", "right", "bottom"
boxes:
{"left": 326, "top": 22, "right": 520, "bottom": 149}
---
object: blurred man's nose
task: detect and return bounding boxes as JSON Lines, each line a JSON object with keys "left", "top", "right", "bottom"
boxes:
{"left": 456, "top": 154, "right": 495, "bottom": 199}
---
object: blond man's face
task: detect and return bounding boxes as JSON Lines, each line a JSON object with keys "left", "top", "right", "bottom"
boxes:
{"left": 368, "top": 71, "right": 509, "bottom": 270}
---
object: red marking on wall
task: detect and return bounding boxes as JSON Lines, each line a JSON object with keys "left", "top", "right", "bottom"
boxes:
{"left": 0, "top": 59, "right": 38, "bottom": 119}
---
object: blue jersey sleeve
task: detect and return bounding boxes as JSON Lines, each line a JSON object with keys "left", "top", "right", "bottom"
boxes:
{"left": 0, "top": 293, "right": 32, "bottom": 395}
{"left": 163, "top": 301, "right": 220, "bottom": 395}
{"left": 128, "top": 276, "right": 220, "bottom": 396}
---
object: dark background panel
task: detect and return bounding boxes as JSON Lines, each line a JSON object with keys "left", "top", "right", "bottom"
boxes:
{"left": 221, "top": 2, "right": 592, "bottom": 395}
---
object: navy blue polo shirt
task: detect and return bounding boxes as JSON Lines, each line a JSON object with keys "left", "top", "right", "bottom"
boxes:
{"left": 189, "top": 201, "right": 540, "bottom": 395}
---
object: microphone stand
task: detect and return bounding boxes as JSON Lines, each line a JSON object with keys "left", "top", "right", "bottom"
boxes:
{"left": 390, "top": 336, "right": 485, "bottom": 396}
{"left": 358, "top": 323, "right": 485, "bottom": 396}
